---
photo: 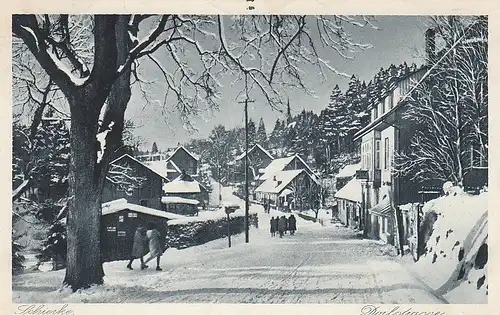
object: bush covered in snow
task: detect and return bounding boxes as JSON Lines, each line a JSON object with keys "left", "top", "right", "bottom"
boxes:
{"left": 414, "top": 188, "right": 487, "bottom": 303}
{"left": 166, "top": 213, "right": 258, "bottom": 249}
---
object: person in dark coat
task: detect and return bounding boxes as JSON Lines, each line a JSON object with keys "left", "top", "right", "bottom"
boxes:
{"left": 284, "top": 216, "right": 289, "bottom": 234}
{"left": 143, "top": 222, "right": 165, "bottom": 271}
{"left": 270, "top": 217, "right": 276, "bottom": 237}
{"left": 126, "top": 224, "right": 149, "bottom": 270}
{"left": 278, "top": 216, "right": 286, "bottom": 238}
{"left": 288, "top": 214, "right": 297, "bottom": 235}
{"left": 271, "top": 217, "right": 278, "bottom": 237}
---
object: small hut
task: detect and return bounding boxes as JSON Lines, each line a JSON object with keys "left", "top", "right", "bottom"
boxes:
{"left": 100, "top": 199, "right": 185, "bottom": 262}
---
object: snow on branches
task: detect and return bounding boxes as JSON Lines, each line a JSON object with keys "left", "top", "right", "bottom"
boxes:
{"left": 394, "top": 16, "right": 487, "bottom": 186}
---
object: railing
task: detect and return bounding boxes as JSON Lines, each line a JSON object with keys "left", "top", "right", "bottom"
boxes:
{"left": 356, "top": 169, "right": 381, "bottom": 187}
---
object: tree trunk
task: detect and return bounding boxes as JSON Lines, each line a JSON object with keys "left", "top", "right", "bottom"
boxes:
{"left": 62, "top": 17, "right": 132, "bottom": 291}
{"left": 63, "top": 96, "right": 103, "bottom": 290}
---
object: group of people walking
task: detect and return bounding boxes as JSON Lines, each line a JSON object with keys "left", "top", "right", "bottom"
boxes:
{"left": 270, "top": 214, "right": 297, "bottom": 238}
{"left": 126, "top": 222, "right": 165, "bottom": 271}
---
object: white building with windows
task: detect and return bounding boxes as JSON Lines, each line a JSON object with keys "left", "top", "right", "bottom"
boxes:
{"left": 354, "top": 68, "right": 426, "bottom": 243}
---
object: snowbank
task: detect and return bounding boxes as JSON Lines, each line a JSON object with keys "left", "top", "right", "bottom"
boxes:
{"left": 413, "top": 190, "right": 488, "bottom": 303}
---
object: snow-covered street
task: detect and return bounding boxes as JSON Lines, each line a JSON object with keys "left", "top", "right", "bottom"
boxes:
{"left": 13, "top": 187, "right": 444, "bottom": 304}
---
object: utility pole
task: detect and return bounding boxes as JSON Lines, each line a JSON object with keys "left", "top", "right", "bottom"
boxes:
{"left": 238, "top": 97, "right": 254, "bottom": 243}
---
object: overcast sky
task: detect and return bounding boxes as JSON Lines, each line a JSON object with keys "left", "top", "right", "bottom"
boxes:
{"left": 125, "top": 15, "right": 429, "bottom": 151}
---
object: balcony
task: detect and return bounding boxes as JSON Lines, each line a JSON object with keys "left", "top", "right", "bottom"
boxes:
{"left": 355, "top": 169, "right": 381, "bottom": 188}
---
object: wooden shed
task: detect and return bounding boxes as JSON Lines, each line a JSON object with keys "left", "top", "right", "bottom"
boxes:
{"left": 100, "top": 199, "right": 185, "bottom": 262}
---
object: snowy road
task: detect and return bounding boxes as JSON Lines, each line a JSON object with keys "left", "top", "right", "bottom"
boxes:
{"left": 13, "top": 222, "right": 444, "bottom": 303}
{"left": 129, "top": 226, "right": 444, "bottom": 303}
{"left": 12, "top": 187, "right": 445, "bottom": 303}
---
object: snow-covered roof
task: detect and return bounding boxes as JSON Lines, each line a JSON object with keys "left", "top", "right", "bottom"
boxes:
{"left": 110, "top": 154, "right": 169, "bottom": 181}
{"left": 143, "top": 159, "right": 182, "bottom": 178}
{"left": 334, "top": 178, "right": 362, "bottom": 202}
{"left": 280, "top": 188, "right": 293, "bottom": 197}
{"left": 255, "top": 169, "right": 304, "bottom": 194}
{"left": 161, "top": 196, "right": 200, "bottom": 205}
{"left": 234, "top": 144, "right": 274, "bottom": 162}
{"left": 163, "top": 178, "right": 201, "bottom": 193}
{"left": 336, "top": 163, "right": 362, "bottom": 179}
{"left": 259, "top": 156, "right": 296, "bottom": 180}
{"left": 101, "top": 198, "right": 185, "bottom": 220}
{"left": 259, "top": 154, "right": 315, "bottom": 183}
{"left": 166, "top": 145, "right": 199, "bottom": 162}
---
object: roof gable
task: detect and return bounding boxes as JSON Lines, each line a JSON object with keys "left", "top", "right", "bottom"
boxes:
{"left": 109, "top": 154, "right": 169, "bottom": 181}
{"left": 234, "top": 144, "right": 274, "bottom": 162}
{"left": 259, "top": 154, "right": 315, "bottom": 181}
{"left": 166, "top": 146, "right": 199, "bottom": 162}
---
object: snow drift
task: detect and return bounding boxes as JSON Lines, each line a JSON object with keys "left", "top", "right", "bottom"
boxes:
{"left": 413, "top": 188, "right": 487, "bottom": 303}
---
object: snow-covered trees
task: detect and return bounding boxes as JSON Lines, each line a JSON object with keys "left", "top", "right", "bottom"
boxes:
{"left": 247, "top": 119, "right": 257, "bottom": 148}
{"left": 256, "top": 118, "right": 268, "bottom": 147}
{"left": 151, "top": 142, "right": 159, "bottom": 154}
{"left": 13, "top": 14, "right": 374, "bottom": 290}
{"left": 394, "top": 16, "right": 488, "bottom": 186}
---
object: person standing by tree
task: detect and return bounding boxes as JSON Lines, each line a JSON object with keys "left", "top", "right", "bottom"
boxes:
{"left": 126, "top": 224, "right": 149, "bottom": 270}
{"left": 143, "top": 222, "right": 164, "bottom": 271}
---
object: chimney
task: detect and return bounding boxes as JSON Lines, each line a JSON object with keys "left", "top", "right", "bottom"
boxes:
{"left": 273, "top": 175, "right": 277, "bottom": 181}
{"left": 425, "top": 28, "right": 436, "bottom": 64}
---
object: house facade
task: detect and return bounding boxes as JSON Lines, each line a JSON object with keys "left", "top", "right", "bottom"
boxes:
{"left": 102, "top": 154, "right": 169, "bottom": 210}
{"left": 255, "top": 169, "right": 319, "bottom": 212}
{"left": 353, "top": 68, "right": 427, "bottom": 244}
{"left": 166, "top": 146, "right": 199, "bottom": 179}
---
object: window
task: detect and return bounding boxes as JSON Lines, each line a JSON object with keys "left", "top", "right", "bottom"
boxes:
{"left": 387, "top": 94, "right": 393, "bottom": 110}
{"left": 373, "top": 108, "right": 378, "bottom": 120}
{"left": 106, "top": 226, "right": 116, "bottom": 232}
{"left": 140, "top": 199, "right": 148, "bottom": 207}
{"left": 118, "top": 215, "right": 124, "bottom": 222}
{"left": 128, "top": 212, "right": 137, "bottom": 218}
{"left": 117, "top": 231, "right": 126, "bottom": 237}
{"left": 384, "top": 138, "right": 390, "bottom": 169}
{"left": 375, "top": 140, "right": 381, "bottom": 169}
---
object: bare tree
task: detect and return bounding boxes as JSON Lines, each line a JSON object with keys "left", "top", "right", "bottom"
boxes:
{"left": 394, "top": 16, "right": 487, "bottom": 186}
{"left": 13, "top": 14, "right": 375, "bottom": 291}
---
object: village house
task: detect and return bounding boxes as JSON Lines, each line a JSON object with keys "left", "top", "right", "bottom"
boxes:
{"left": 353, "top": 24, "right": 488, "bottom": 245}
{"left": 255, "top": 154, "right": 319, "bottom": 211}
{"left": 255, "top": 169, "right": 319, "bottom": 212}
{"left": 143, "top": 145, "right": 200, "bottom": 182}
{"left": 232, "top": 144, "right": 274, "bottom": 183}
{"left": 162, "top": 171, "right": 209, "bottom": 215}
{"left": 102, "top": 154, "right": 169, "bottom": 210}
{"left": 334, "top": 177, "right": 362, "bottom": 229}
